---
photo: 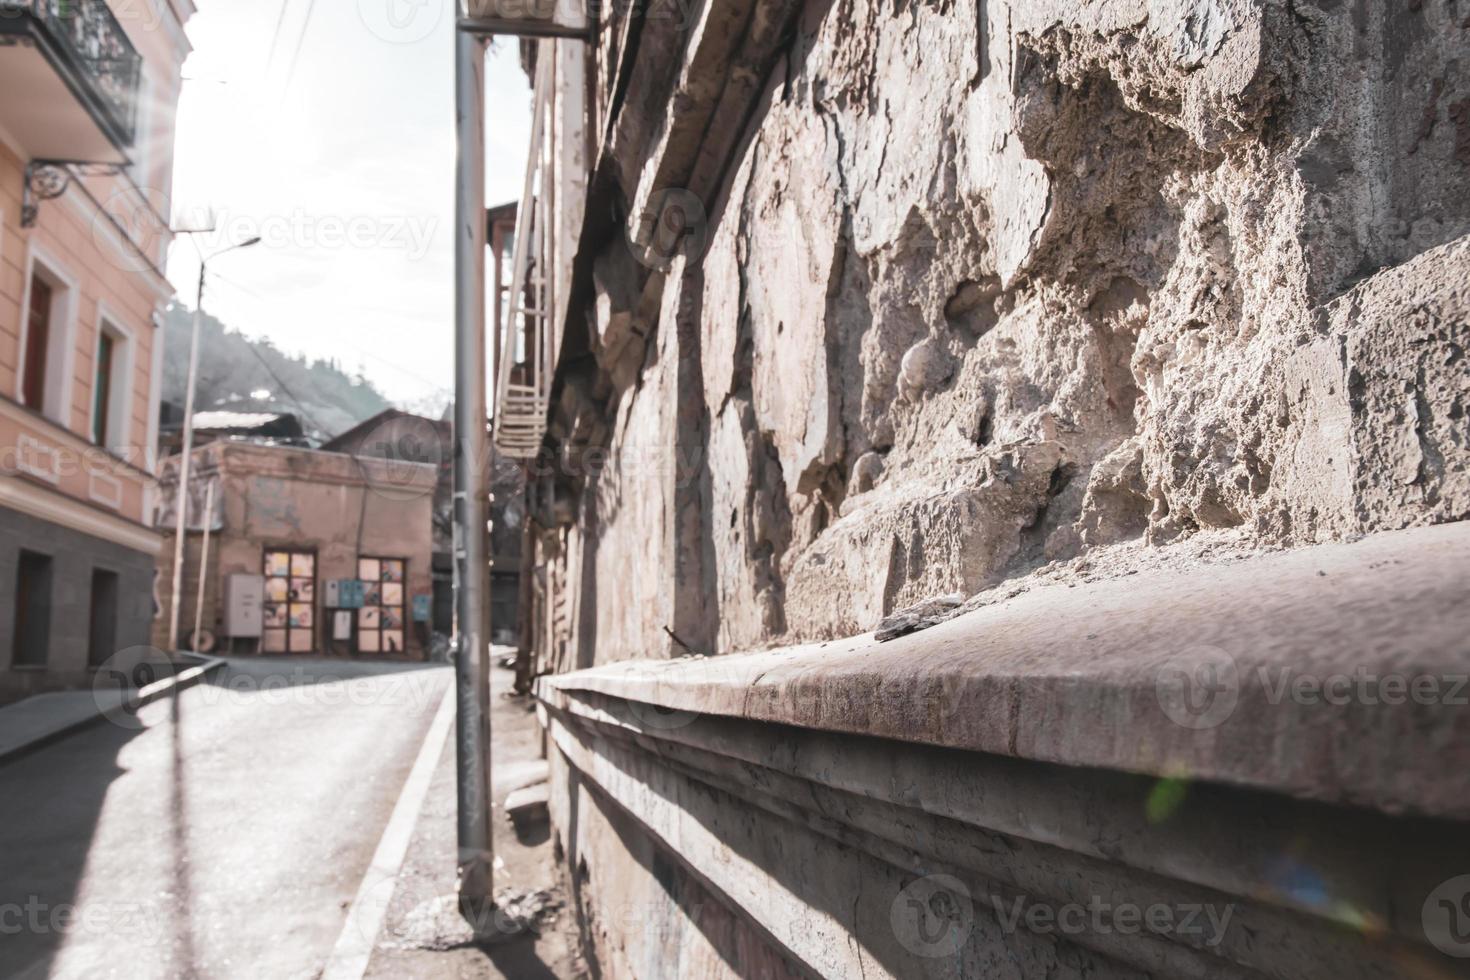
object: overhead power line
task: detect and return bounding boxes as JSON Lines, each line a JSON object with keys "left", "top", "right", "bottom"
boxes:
{"left": 279, "top": 0, "right": 319, "bottom": 98}
{"left": 239, "top": 336, "right": 333, "bottom": 437}
{"left": 263, "top": 0, "right": 293, "bottom": 73}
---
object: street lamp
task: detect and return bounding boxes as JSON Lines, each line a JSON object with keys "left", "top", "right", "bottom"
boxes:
{"left": 166, "top": 235, "right": 262, "bottom": 654}
{"left": 453, "top": 23, "right": 494, "bottom": 929}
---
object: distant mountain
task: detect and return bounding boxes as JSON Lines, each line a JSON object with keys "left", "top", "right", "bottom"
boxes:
{"left": 161, "top": 301, "right": 394, "bottom": 442}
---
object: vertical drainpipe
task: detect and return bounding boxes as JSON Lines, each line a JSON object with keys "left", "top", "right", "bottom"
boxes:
{"left": 453, "top": 19, "right": 494, "bottom": 924}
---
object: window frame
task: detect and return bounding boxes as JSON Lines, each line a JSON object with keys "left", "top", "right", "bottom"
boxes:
{"left": 16, "top": 247, "right": 80, "bottom": 427}
{"left": 354, "top": 556, "right": 407, "bottom": 656}
{"left": 89, "top": 307, "right": 135, "bottom": 453}
{"left": 261, "top": 547, "right": 318, "bottom": 655}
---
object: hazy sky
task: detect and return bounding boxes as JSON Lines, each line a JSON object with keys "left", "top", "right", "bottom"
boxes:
{"left": 165, "top": 0, "right": 532, "bottom": 407}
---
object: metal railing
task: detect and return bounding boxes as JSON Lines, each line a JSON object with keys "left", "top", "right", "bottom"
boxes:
{"left": 1, "top": 0, "right": 142, "bottom": 146}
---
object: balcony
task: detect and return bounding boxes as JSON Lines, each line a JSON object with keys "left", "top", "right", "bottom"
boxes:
{"left": 0, "top": 0, "right": 141, "bottom": 163}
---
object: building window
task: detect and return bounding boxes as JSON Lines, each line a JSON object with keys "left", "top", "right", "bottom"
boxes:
{"left": 12, "top": 550, "right": 53, "bottom": 667}
{"left": 263, "top": 549, "right": 315, "bottom": 654}
{"left": 92, "top": 331, "right": 114, "bottom": 444}
{"left": 88, "top": 569, "right": 120, "bottom": 669}
{"left": 22, "top": 275, "right": 52, "bottom": 410}
{"left": 356, "top": 557, "right": 405, "bottom": 655}
{"left": 90, "top": 320, "right": 131, "bottom": 450}
{"left": 20, "top": 257, "right": 75, "bottom": 423}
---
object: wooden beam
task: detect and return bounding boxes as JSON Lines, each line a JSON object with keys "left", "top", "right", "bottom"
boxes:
{"left": 456, "top": 17, "right": 591, "bottom": 39}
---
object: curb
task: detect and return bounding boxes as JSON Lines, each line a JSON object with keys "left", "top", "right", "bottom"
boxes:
{"left": 0, "top": 653, "right": 228, "bottom": 766}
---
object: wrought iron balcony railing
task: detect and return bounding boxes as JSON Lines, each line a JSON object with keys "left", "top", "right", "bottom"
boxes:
{"left": 0, "top": 0, "right": 142, "bottom": 148}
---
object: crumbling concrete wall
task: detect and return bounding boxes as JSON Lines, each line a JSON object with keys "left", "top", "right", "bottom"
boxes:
{"left": 535, "top": 0, "right": 1469, "bottom": 655}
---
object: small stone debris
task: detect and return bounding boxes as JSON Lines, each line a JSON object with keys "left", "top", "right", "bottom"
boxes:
{"left": 874, "top": 593, "right": 966, "bottom": 642}
{"left": 492, "top": 887, "right": 564, "bottom": 936}
{"left": 387, "top": 887, "right": 566, "bottom": 951}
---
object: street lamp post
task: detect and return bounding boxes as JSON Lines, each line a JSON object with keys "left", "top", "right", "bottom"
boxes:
{"left": 166, "top": 236, "right": 261, "bottom": 655}
{"left": 453, "top": 23, "right": 494, "bottom": 928}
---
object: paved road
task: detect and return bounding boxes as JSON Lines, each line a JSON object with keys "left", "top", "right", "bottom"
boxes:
{"left": 0, "top": 657, "right": 452, "bottom": 980}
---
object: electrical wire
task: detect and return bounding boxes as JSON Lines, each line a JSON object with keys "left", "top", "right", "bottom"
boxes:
{"left": 203, "top": 270, "right": 264, "bottom": 300}
{"left": 263, "top": 0, "right": 293, "bottom": 73}
{"left": 237, "top": 335, "right": 333, "bottom": 438}
{"left": 278, "top": 0, "right": 318, "bottom": 98}
{"left": 201, "top": 272, "right": 451, "bottom": 395}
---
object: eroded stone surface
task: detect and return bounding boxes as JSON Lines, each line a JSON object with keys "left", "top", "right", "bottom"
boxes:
{"left": 536, "top": 0, "right": 1470, "bottom": 663}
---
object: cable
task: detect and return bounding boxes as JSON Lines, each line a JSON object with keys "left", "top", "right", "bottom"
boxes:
{"left": 238, "top": 337, "right": 333, "bottom": 438}
{"left": 263, "top": 0, "right": 293, "bottom": 73}
{"left": 202, "top": 270, "right": 269, "bottom": 304}
{"left": 201, "top": 273, "right": 450, "bottom": 395}
{"left": 235, "top": 317, "right": 380, "bottom": 656}
{"left": 192, "top": 275, "right": 420, "bottom": 660}
{"left": 278, "top": 0, "right": 318, "bottom": 98}
{"left": 208, "top": 270, "right": 267, "bottom": 300}
{"left": 175, "top": 285, "right": 331, "bottom": 436}
{"left": 70, "top": 177, "right": 170, "bottom": 284}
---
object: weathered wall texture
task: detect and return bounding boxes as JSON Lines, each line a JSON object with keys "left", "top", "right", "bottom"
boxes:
{"left": 533, "top": 0, "right": 1470, "bottom": 666}
{"left": 524, "top": 2, "right": 1470, "bottom": 975}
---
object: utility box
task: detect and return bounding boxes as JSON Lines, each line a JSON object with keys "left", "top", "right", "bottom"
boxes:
{"left": 324, "top": 579, "right": 341, "bottom": 607}
{"left": 224, "top": 574, "right": 264, "bottom": 637}
{"left": 337, "top": 579, "right": 366, "bottom": 609}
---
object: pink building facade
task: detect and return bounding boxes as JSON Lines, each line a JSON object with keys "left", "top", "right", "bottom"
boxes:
{"left": 0, "top": 0, "right": 194, "bottom": 701}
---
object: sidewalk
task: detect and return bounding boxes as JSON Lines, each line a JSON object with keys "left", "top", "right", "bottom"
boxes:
{"left": 0, "top": 655, "right": 224, "bottom": 764}
{"left": 360, "top": 659, "right": 585, "bottom": 979}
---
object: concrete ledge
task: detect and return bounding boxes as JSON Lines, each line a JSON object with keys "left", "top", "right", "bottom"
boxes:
{"left": 541, "top": 521, "right": 1470, "bottom": 818}
{"left": 542, "top": 688, "right": 1465, "bottom": 975}
{"left": 0, "top": 653, "right": 227, "bottom": 765}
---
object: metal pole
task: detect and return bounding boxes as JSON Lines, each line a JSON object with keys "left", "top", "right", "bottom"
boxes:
{"left": 192, "top": 479, "right": 215, "bottom": 652}
{"left": 167, "top": 264, "right": 206, "bottom": 654}
{"left": 453, "top": 22, "right": 494, "bottom": 926}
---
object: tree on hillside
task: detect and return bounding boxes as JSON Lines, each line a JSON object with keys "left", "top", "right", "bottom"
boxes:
{"left": 161, "top": 302, "right": 394, "bottom": 441}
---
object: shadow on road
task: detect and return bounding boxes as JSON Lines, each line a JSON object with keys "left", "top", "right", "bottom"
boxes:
{"left": 165, "top": 689, "right": 201, "bottom": 980}
{"left": 0, "top": 657, "right": 451, "bottom": 980}
{"left": 0, "top": 710, "right": 144, "bottom": 979}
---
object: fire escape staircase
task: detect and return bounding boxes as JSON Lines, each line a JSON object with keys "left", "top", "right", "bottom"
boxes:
{"left": 492, "top": 52, "right": 553, "bottom": 459}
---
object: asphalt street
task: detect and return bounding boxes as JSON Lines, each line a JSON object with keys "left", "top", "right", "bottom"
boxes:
{"left": 0, "top": 657, "right": 452, "bottom": 980}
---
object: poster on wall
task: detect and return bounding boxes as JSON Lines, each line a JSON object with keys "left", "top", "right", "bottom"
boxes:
{"left": 155, "top": 474, "right": 224, "bottom": 532}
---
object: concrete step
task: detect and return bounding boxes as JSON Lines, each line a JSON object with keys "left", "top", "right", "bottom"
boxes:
{"left": 504, "top": 781, "right": 549, "bottom": 825}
